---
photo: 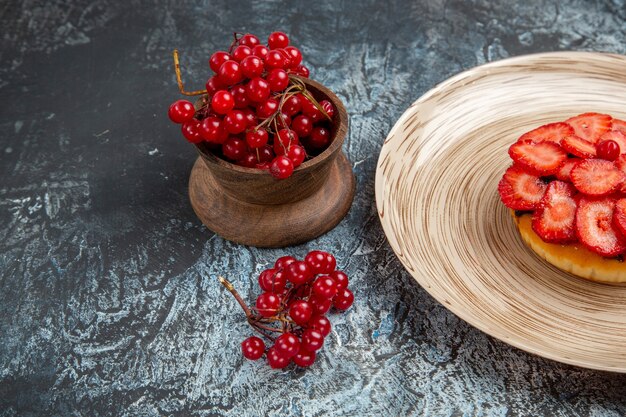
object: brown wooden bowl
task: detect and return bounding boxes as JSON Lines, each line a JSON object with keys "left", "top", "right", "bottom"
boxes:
{"left": 188, "top": 76, "right": 355, "bottom": 247}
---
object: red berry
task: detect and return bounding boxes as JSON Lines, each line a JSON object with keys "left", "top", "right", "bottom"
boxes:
{"left": 257, "top": 98, "right": 279, "bottom": 119}
{"left": 294, "top": 65, "right": 310, "bottom": 78}
{"left": 289, "top": 300, "right": 313, "bottom": 326}
{"left": 265, "top": 50, "right": 287, "bottom": 69}
{"left": 275, "top": 255, "right": 297, "bottom": 270}
{"left": 330, "top": 270, "right": 349, "bottom": 290}
{"left": 246, "top": 78, "right": 271, "bottom": 103}
{"left": 252, "top": 44, "right": 269, "bottom": 59}
{"left": 239, "top": 33, "right": 260, "bottom": 48}
{"left": 320, "top": 100, "right": 335, "bottom": 119}
{"left": 241, "top": 55, "right": 264, "bottom": 79}
{"left": 309, "top": 294, "right": 332, "bottom": 315}
{"left": 224, "top": 110, "right": 247, "bottom": 134}
{"left": 293, "top": 347, "right": 316, "bottom": 367}
{"left": 232, "top": 45, "right": 252, "bottom": 62}
{"left": 292, "top": 114, "right": 313, "bottom": 137}
{"left": 211, "top": 90, "right": 235, "bottom": 114}
{"left": 304, "top": 250, "right": 333, "bottom": 274}
{"left": 324, "top": 252, "right": 336, "bottom": 272}
{"left": 268, "top": 31, "right": 290, "bottom": 49}
{"left": 597, "top": 139, "right": 620, "bottom": 161}
{"left": 256, "top": 292, "right": 281, "bottom": 317}
{"left": 276, "top": 113, "right": 292, "bottom": 129}
{"left": 285, "top": 261, "right": 313, "bottom": 285}
{"left": 222, "top": 137, "right": 247, "bottom": 161}
{"left": 181, "top": 119, "right": 202, "bottom": 143}
{"left": 241, "top": 108, "right": 257, "bottom": 127}
{"left": 531, "top": 180, "right": 577, "bottom": 243}
{"left": 301, "top": 96, "right": 323, "bottom": 121}
{"left": 200, "top": 116, "right": 228, "bottom": 144}
{"left": 287, "top": 145, "right": 306, "bottom": 167}
{"left": 508, "top": 140, "right": 568, "bottom": 175}
{"left": 274, "top": 333, "right": 300, "bottom": 358}
{"left": 168, "top": 100, "right": 195, "bottom": 124}
{"left": 282, "top": 95, "right": 302, "bottom": 117}
{"left": 218, "top": 60, "right": 243, "bottom": 86}
{"left": 308, "top": 315, "right": 331, "bottom": 337}
{"left": 309, "top": 126, "right": 331, "bottom": 148}
{"left": 266, "top": 68, "right": 289, "bottom": 91}
{"left": 267, "top": 346, "right": 291, "bottom": 369}
{"left": 301, "top": 328, "right": 324, "bottom": 351}
{"left": 241, "top": 336, "right": 265, "bottom": 360}
{"left": 246, "top": 129, "right": 269, "bottom": 148}
{"left": 205, "top": 76, "right": 223, "bottom": 96}
{"left": 209, "top": 51, "right": 230, "bottom": 73}
{"left": 284, "top": 46, "right": 302, "bottom": 68}
{"left": 230, "top": 84, "right": 250, "bottom": 109}
{"left": 258, "top": 268, "right": 287, "bottom": 293}
{"left": 312, "top": 275, "right": 338, "bottom": 299}
{"left": 275, "top": 129, "right": 299, "bottom": 154}
{"left": 257, "top": 145, "right": 275, "bottom": 162}
{"left": 256, "top": 162, "right": 271, "bottom": 170}
{"left": 333, "top": 288, "right": 354, "bottom": 311}
{"left": 238, "top": 153, "right": 257, "bottom": 168}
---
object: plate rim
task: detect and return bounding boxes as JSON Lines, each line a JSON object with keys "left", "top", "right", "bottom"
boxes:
{"left": 375, "top": 51, "right": 626, "bottom": 373}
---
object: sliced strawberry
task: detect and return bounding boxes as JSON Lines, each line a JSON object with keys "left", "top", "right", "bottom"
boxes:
{"left": 598, "top": 130, "right": 626, "bottom": 154}
{"left": 531, "top": 181, "right": 577, "bottom": 243}
{"left": 518, "top": 122, "right": 575, "bottom": 144}
{"left": 576, "top": 197, "right": 626, "bottom": 257}
{"left": 556, "top": 158, "right": 580, "bottom": 182}
{"left": 508, "top": 140, "right": 567, "bottom": 175}
{"left": 570, "top": 159, "right": 625, "bottom": 196}
{"left": 565, "top": 113, "right": 612, "bottom": 143}
{"left": 615, "top": 155, "right": 626, "bottom": 193}
{"left": 612, "top": 119, "right": 626, "bottom": 136}
{"left": 560, "top": 135, "right": 597, "bottom": 158}
{"left": 613, "top": 199, "right": 626, "bottom": 239}
{"left": 498, "top": 165, "right": 547, "bottom": 210}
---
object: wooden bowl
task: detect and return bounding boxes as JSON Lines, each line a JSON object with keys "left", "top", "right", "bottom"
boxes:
{"left": 189, "top": 77, "right": 355, "bottom": 247}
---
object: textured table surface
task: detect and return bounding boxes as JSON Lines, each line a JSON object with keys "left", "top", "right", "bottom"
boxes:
{"left": 2, "top": 1, "right": 626, "bottom": 416}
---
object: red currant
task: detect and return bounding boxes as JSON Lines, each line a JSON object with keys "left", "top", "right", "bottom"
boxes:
{"left": 238, "top": 153, "right": 257, "bottom": 168}
{"left": 276, "top": 112, "right": 292, "bottom": 129}
{"left": 267, "top": 346, "right": 291, "bottom": 369}
{"left": 309, "top": 294, "right": 332, "bottom": 315}
{"left": 256, "top": 162, "right": 271, "bottom": 170}
{"left": 285, "top": 260, "right": 312, "bottom": 285}
{"left": 312, "top": 275, "right": 338, "bottom": 299}
{"left": 222, "top": 136, "right": 247, "bottom": 161}
{"left": 211, "top": 90, "right": 235, "bottom": 114}
{"left": 324, "top": 252, "right": 337, "bottom": 272}
{"left": 241, "top": 55, "right": 264, "bottom": 79}
{"left": 330, "top": 270, "right": 349, "bottom": 290}
{"left": 320, "top": 100, "right": 335, "bottom": 119}
{"left": 596, "top": 139, "right": 620, "bottom": 161}
{"left": 232, "top": 45, "right": 252, "bottom": 62}
{"left": 301, "top": 328, "right": 324, "bottom": 351}
{"left": 268, "top": 31, "right": 290, "bottom": 49}
{"left": 294, "top": 65, "right": 310, "bottom": 78}
{"left": 293, "top": 347, "right": 316, "bottom": 367}
{"left": 246, "top": 78, "right": 270, "bottom": 103}
{"left": 239, "top": 33, "right": 260, "bottom": 47}
{"left": 274, "top": 129, "right": 298, "bottom": 154}
{"left": 256, "top": 292, "right": 281, "bottom": 317}
{"left": 241, "top": 108, "right": 257, "bottom": 127}
{"left": 209, "top": 51, "right": 231, "bottom": 73}
{"left": 308, "top": 315, "right": 331, "bottom": 337}
{"left": 168, "top": 100, "right": 195, "bottom": 123}
{"left": 333, "top": 288, "right": 354, "bottom": 311}
{"left": 275, "top": 255, "right": 297, "bottom": 270}
{"left": 266, "top": 68, "right": 289, "bottom": 92}
{"left": 276, "top": 48, "right": 292, "bottom": 69}
{"left": 304, "top": 250, "right": 333, "bottom": 274}
{"left": 270, "top": 156, "right": 294, "bottom": 179}
{"left": 246, "top": 129, "right": 269, "bottom": 148}
{"left": 205, "top": 76, "right": 224, "bottom": 96}
{"left": 200, "top": 116, "right": 228, "bottom": 144}
{"left": 257, "top": 145, "right": 275, "bottom": 162}
{"left": 224, "top": 110, "right": 247, "bottom": 134}
{"left": 230, "top": 84, "right": 250, "bottom": 109}
{"left": 274, "top": 332, "right": 300, "bottom": 358}
{"left": 292, "top": 114, "right": 313, "bottom": 137}
{"left": 282, "top": 95, "right": 302, "bottom": 116}
{"left": 309, "top": 126, "right": 331, "bottom": 148}
{"left": 218, "top": 60, "right": 243, "bottom": 86}
{"left": 301, "top": 96, "right": 323, "bottom": 120}
{"left": 287, "top": 145, "right": 306, "bottom": 167}
{"left": 289, "top": 300, "right": 313, "bottom": 326}
{"left": 241, "top": 336, "right": 265, "bottom": 360}
{"left": 252, "top": 44, "right": 269, "bottom": 60}
{"left": 265, "top": 50, "right": 287, "bottom": 69}
{"left": 284, "top": 46, "right": 303, "bottom": 68}
{"left": 256, "top": 98, "right": 279, "bottom": 119}
{"left": 258, "top": 268, "right": 287, "bottom": 293}
{"left": 181, "top": 119, "right": 202, "bottom": 143}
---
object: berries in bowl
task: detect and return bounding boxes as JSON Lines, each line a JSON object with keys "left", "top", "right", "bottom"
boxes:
{"left": 498, "top": 112, "right": 626, "bottom": 284}
{"left": 168, "top": 32, "right": 355, "bottom": 247}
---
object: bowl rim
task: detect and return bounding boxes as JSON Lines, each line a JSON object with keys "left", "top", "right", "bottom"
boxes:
{"left": 194, "top": 76, "right": 347, "bottom": 174}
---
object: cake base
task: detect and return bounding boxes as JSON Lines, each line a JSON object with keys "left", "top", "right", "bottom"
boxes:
{"left": 189, "top": 153, "right": 356, "bottom": 248}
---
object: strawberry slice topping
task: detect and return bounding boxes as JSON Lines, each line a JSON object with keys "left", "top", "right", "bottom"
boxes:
{"left": 613, "top": 198, "right": 626, "bottom": 239}
{"left": 497, "top": 165, "right": 547, "bottom": 210}
{"left": 531, "top": 181, "right": 577, "bottom": 243}
{"left": 598, "top": 130, "right": 626, "bottom": 154}
{"left": 508, "top": 140, "right": 567, "bottom": 175}
{"left": 565, "top": 112, "right": 612, "bottom": 143}
{"left": 570, "top": 159, "right": 625, "bottom": 196}
{"left": 555, "top": 158, "right": 580, "bottom": 182}
{"left": 576, "top": 197, "right": 626, "bottom": 257}
{"left": 560, "top": 135, "right": 597, "bottom": 158}
{"left": 612, "top": 119, "right": 626, "bottom": 136}
{"left": 518, "top": 122, "right": 574, "bottom": 144}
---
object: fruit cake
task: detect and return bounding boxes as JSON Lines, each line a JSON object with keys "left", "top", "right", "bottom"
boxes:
{"left": 498, "top": 112, "right": 626, "bottom": 284}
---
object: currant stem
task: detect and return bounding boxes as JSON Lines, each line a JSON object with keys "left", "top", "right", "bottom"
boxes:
{"left": 218, "top": 276, "right": 252, "bottom": 317}
{"left": 173, "top": 49, "right": 208, "bottom": 96}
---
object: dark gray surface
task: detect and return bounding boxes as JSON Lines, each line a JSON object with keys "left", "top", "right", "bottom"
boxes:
{"left": 2, "top": 1, "right": 626, "bottom": 416}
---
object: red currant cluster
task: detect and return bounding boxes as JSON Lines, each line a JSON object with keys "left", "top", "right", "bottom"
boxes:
{"left": 219, "top": 250, "right": 354, "bottom": 369}
{"left": 167, "top": 31, "right": 337, "bottom": 179}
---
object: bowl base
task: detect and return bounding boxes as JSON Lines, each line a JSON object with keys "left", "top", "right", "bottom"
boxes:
{"left": 188, "top": 152, "right": 355, "bottom": 248}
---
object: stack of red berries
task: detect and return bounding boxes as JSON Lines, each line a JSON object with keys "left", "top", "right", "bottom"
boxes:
{"left": 167, "top": 31, "right": 337, "bottom": 179}
{"left": 220, "top": 250, "right": 354, "bottom": 369}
